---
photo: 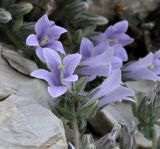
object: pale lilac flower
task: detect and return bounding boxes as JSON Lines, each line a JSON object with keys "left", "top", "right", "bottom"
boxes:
{"left": 76, "top": 37, "right": 124, "bottom": 79}
{"left": 123, "top": 51, "right": 160, "bottom": 81}
{"left": 90, "top": 70, "right": 135, "bottom": 108}
{"left": 76, "top": 37, "right": 113, "bottom": 78}
{"left": 112, "top": 44, "right": 128, "bottom": 61}
{"left": 26, "top": 14, "right": 67, "bottom": 62}
{"left": 91, "top": 20, "right": 133, "bottom": 47}
{"left": 31, "top": 48, "right": 81, "bottom": 98}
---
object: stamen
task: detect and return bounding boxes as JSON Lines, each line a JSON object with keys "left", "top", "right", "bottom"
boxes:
{"left": 39, "top": 35, "right": 49, "bottom": 46}
{"left": 148, "top": 63, "right": 154, "bottom": 69}
{"left": 58, "top": 64, "right": 65, "bottom": 71}
{"left": 58, "top": 64, "right": 65, "bottom": 79}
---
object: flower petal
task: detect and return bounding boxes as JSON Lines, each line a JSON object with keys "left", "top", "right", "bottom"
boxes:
{"left": 63, "top": 74, "right": 78, "bottom": 82}
{"left": 111, "top": 56, "right": 123, "bottom": 70}
{"left": 46, "top": 25, "right": 67, "bottom": 40}
{"left": 26, "top": 34, "right": 39, "bottom": 46}
{"left": 123, "top": 68, "right": 157, "bottom": 81}
{"left": 44, "top": 48, "right": 61, "bottom": 71}
{"left": 76, "top": 65, "right": 110, "bottom": 77}
{"left": 47, "top": 40, "right": 66, "bottom": 54}
{"left": 63, "top": 53, "right": 82, "bottom": 77}
{"left": 111, "top": 20, "right": 128, "bottom": 35}
{"left": 154, "top": 50, "right": 160, "bottom": 59}
{"left": 43, "top": 49, "right": 62, "bottom": 85}
{"left": 91, "top": 33, "right": 106, "bottom": 45}
{"left": 80, "top": 49, "right": 113, "bottom": 66}
{"left": 99, "top": 86, "right": 135, "bottom": 107}
{"left": 152, "top": 60, "right": 160, "bottom": 74}
{"left": 80, "top": 38, "right": 94, "bottom": 57}
{"left": 36, "top": 47, "right": 45, "bottom": 63}
{"left": 92, "top": 70, "right": 122, "bottom": 99}
{"left": 93, "top": 41, "right": 109, "bottom": 56}
{"left": 104, "top": 26, "right": 114, "bottom": 38}
{"left": 124, "top": 53, "right": 153, "bottom": 71}
{"left": 118, "top": 34, "right": 134, "bottom": 46}
{"left": 31, "top": 69, "right": 54, "bottom": 86}
{"left": 48, "top": 86, "right": 67, "bottom": 98}
{"left": 35, "top": 14, "right": 50, "bottom": 36}
{"left": 112, "top": 44, "right": 128, "bottom": 61}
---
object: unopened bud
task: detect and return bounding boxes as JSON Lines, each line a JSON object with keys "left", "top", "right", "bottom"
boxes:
{"left": 9, "top": 2, "right": 33, "bottom": 18}
{"left": 0, "top": 8, "right": 12, "bottom": 23}
{"left": 82, "top": 134, "right": 96, "bottom": 149}
{"left": 65, "top": 1, "right": 89, "bottom": 16}
{"left": 73, "top": 14, "right": 108, "bottom": 27}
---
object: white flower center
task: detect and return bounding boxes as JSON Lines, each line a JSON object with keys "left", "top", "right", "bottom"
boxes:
{"left": 148, "top": 63, "right": 154, "bottom": 69}
{"left": 58, "top": 64, "right": 65, "bottom": 79}
{"left": 39, "top": 35, "right": 49, "bottom": 46}
{"left": 107, "top": 37, "right": 119, "bottom": 45}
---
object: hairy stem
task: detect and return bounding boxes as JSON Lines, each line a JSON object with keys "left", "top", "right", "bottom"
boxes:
{"left": 72, "top": 101, "right": 80, "bottom": 149}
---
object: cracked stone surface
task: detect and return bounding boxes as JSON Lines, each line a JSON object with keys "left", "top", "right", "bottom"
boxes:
{"left": 0, "top": 43, "right": 67, "bottom": 149}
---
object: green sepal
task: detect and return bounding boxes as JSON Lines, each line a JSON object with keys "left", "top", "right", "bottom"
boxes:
{"left": 72, "top": 29, "right": 83, "bottom": 44}
{"left": 12, "top": 17, "right": 23, "bottom": 32}
{"left": 56, "top": 106, "right": 75, "bottom": 120}
{"left": 73, "top": 77, "right": 88, "bottom": 95}
{"left": 82, "top": 26, "right": 96, "bottom": 37}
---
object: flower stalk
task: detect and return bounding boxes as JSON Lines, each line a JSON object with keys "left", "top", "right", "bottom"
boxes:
{"left": 71, "top": 98, "right": 80, "bottom": 149}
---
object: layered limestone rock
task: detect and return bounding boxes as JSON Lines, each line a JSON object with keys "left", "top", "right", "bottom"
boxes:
{"left": 0, "top": 43, "right": 67, "bottom": 149}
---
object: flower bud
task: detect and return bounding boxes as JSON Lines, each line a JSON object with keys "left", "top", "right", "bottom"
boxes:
{"left": 0, "top": 8, "right": 12, "bottom": 23}
{"left": 73, "top": 14, "right": 108, "bottom": 27}
{"left": 9, "top": 2, "right": 33, "bottom": 18}
{"left": 81, "top": 134, "right": 96, "bottom": 149}
{"left": 65, "top": 1, "right": 89, "bottom": 16}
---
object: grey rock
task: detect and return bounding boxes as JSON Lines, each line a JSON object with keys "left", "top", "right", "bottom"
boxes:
{"left": 0, "top": 95, "right": 67, "bottom": 149}
{"left": 0, "top": 42, "right": 67, "bottom": 149}
{"left": 0, "top": 83, "right": 16, "bottom": 101}
{"left": 125, "top": 80, "right": 157, "bottom": 96}
{"left": 0, "top": 43, "right": 51, "bottom": 108}
{"left": 1, "top": 46, "right": 38, "bottom": 76}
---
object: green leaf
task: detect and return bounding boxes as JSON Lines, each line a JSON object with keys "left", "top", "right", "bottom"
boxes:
{"left": 140, "top": 126, "right": 154, "bottom": 140}
{"left": 73, "top": 77, "right": 88, "bottom": 94}
{"left": 82, "top": 26, "right": 96, "bottom": 37}
{"left": 12, "top": 17, "right": 23, "bottom": 32}
{"left": 72, "top": 29, "right": 83, "bottom": 44}
{"left": 56, "top": 106, "right": 75, "bottom": 120}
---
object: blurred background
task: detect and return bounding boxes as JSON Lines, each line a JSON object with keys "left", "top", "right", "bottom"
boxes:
{"left": 1, "top": 0, "right": 160, "bottom": 62}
